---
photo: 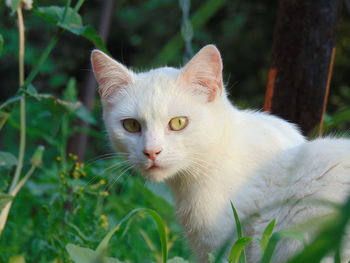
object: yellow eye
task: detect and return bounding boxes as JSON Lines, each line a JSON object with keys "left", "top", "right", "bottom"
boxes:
{"left": 122, "top": 119, "right": 141, "bottom": 133}
{"left": 169, "top": 116, "right": 188, "bottom": 131}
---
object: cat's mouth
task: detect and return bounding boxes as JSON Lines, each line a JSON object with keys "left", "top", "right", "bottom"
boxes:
{"left": 146, "top": 163, "right": 163, "bottom": 171}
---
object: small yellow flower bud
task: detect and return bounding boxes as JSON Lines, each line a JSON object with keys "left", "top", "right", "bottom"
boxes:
{"left": 73, "top": 171, "right": 80, "bottom": 179}
{"left": 100, "top": 214, "right": 109, "bottom": 228}
{"left": 99, "top": 179, "right": 106, "bottom": 185}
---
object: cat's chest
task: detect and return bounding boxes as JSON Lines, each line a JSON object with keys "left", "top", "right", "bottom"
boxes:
{"left": 176, "top": 187, "right": 234, "bottom": 250}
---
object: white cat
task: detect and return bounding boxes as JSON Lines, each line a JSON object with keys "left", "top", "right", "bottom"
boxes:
{"left": 91, "top": 45, "right": 350, "bottom": 262}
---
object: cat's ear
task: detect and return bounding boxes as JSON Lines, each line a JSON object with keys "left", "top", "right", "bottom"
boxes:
{"left": 91, "top": 50, "right": 134, "bottom": 99}
{"left": 177, "top": 45, "right": 223, "bottom": 102}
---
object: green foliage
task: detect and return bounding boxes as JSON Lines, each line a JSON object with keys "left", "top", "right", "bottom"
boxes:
{"left": 259, "top": 219, "right": 275, "bottom": 253}
{"left": 66, "top": 244, "right": 124, "bottom": 263}
{"left": 33, "top": 5, "right": 107, "bottom": 52}
{"left": 228, "top": 237, "right": 252, "bottom": 263}
{"left": 1, "top": 0, "right": 350, "bottom": 262}
{"left": 229, "top": 202, "right": 248, "bottom": 263}
{"left": 288, "top": 197, "right": 350, "bottom": 263}
{"left": 0, "top": 151, "right": 17, "bottom": 169}
{"left": 67, "top": 207, "right": 169, "bottom": 263}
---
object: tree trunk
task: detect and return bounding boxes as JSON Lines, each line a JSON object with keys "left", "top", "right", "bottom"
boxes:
{"left": 264, "top": 0, "right": 342, "bottom": 135}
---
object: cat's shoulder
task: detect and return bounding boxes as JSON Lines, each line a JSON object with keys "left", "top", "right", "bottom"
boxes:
{"left": 236, "top": 109, "right": 305, "bottom": 146}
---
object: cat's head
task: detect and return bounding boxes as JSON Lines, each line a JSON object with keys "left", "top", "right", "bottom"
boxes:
{"left": 91, "top": 45, "right": 228, "bottom": 182}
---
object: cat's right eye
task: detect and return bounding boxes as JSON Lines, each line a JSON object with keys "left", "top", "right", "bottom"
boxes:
{"left": 122, "top": 119, "right": 141, "bottom": 133}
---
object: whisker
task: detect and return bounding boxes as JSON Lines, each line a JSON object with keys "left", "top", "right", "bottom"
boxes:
{"left": 84, "top": 152, "right": 129, "bottom": 168}
{"left": 105, "top": 165, "right": 135, "bottom": 191}
{"left": 84, "top": 159, "right": 130, "bottom": 187}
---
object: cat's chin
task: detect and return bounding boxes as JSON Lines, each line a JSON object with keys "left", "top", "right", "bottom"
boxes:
{"left": 141, "top": 166, "right": 176, "bottom": 182}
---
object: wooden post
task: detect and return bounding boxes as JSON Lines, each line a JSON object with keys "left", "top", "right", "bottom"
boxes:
{"left": 264, "top": 0, "right": 342, "bottom": 135}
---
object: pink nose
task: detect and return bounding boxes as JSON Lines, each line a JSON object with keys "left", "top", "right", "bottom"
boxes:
{"left": 143, "top": 148, "right": 162, "bottom": 160}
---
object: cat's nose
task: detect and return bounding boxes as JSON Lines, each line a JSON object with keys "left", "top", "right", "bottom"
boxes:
{"left": 143, "top": 148, "right": 162, "bottom": 160}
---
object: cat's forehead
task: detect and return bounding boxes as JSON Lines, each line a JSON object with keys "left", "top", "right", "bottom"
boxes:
{"left": 133, "top": 67, "right": 181, "bottom": 102}
{"left": 112, "top": 67, "right": 193, "bottom": 121}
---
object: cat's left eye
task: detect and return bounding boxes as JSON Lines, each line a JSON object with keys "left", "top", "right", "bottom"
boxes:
{"left": 169, "top": 116, "right": 188, "bottom": 131}
{"left": 122, "top": 119, "right": 141, "bottom": 133}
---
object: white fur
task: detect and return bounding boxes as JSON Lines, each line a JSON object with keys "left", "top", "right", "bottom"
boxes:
{"left": 91, "top": 46, "right": 350, "bottom": 262}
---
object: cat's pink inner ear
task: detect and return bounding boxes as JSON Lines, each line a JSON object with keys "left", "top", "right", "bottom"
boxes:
{"left": 178, "top": 45, "right": 223, "bottom": 102}
{"left": 91, "top": 50, "right": 133, "bottom": 99}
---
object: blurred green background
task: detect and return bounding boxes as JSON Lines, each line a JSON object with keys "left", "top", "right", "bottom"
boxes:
{"left": 0, "top": 0, "right": 349, "bottom": 262}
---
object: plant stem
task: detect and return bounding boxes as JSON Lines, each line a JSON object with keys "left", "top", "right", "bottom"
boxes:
{"left": 0, "top": 164, "right": 38, "bottom": 237}
{"left": 24, "top": 31, "right": 60, "bottom": 88}
{"left": 60, "top": 113, "right": 69, "bottom": 170}
{"left": 10, "top": 6, "right": 26, "bottom": 193}
{"left": 74, "top": 0, "right": 85, "bottom": 12}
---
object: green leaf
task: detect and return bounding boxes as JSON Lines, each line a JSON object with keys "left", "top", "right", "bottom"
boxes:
{"left": 228, "top": 237, "right": 253, "bottom": 263}
{"left": 61, "top": 79, "right": 96, "bottom": 124}
{"left": 0, "top": 192, "right": 13, "bottom": 211}
{"left": 0, "top": 151, "right": 17, "bottom": 168}
{"left": 73, "top": 25, "right": 107, "bottom": 52}
{"left": 260, "top": 219, "right": 276, "bottom": 252}
{"left": 74, "top": 105, "right": 97, "bottom": 125}
{"left": 67, "top": 222, "right": 90, "bottom": 242}
{"left": 95, "top": 208, "right": 168, "bottom": 263}
{"left": 334, "top": 248, "right": 341, "bottom": 263}
{"left": 8, "top": 255, "right": 26, "bottom": 263}
{"left": 66, "top": 244, "right": 124, "bottom": 263}
{"left": 34, "top": 6, "right": 82, "bottom": 27}
{"left": 324, "top": 108, "right": 350, "bottom": 133}
{"left": 231, "top": 202, "right": 243, "bottom": 238}
{"left": 167, "top": 257, "right": 190, "bottom": 263}
{"left": 230, "top": 202, "right": 247, "bottom": 263}
{"left": 278, "top": 228, "right": 305, "bottom": 245}
{"left": 260, "top": 228, "right": 305, "bottom": 263}
{"left": 63, "top": 78, "right": 78, "bottom": 102}
{"left": 25, "top": 85, "right": 41, "bottom": 100}
{"left": 33, "top": 6, "right": 107, "bottom": 52}
{"left": 30, "top": 145, "right": 45, "bottom": 167}
{"left": 207, "top": 253, "right": 216, "bottom": 263}
{"left": 0, "top": 111, "right": 10, "bottom": 130}
{"left": 288, "top": 196, "right": 350, "bottom": 263}
{"left": 0, "top": 95, "right": 22, "bottom": 111}
{"left": 7, "top": 0, "right": 21, "bottom": 12}
{"left": 0, "top": 34, "right": 4, "bottom": 57}
{"left": 260, "top": 232, "right": 282, "bottom": 263}
{"left": 66, "top": 244, "right": 96, "bottom": 263}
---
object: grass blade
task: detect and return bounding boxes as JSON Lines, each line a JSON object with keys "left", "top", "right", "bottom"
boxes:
{"left": 260, "top": 219, "right": 276, "bottom": 252}
{"left": 228, "top": 237, "right": 253, "bottom": 263}
{"left": 288, "top": 196, "right": 350, "bottom": 263}
{"left": 260, "top": 232, "right": 282, "bottom": 263}
{"left": 95, "top": 208, "right": 168, "bottom": 263}
{"left": 230, "top": 202, "right": 247, "bottom": 263}
{"left": 231, "top": 202, "right": 243, "bottom": 238}
{"left": 334, "top": 248, "right": 341, "bottom": 263}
